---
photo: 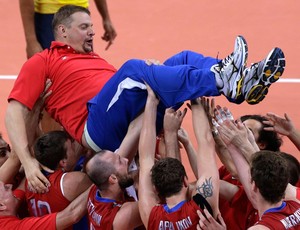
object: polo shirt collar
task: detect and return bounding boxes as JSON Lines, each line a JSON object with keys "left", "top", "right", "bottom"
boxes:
{"left": 50, "top": 41, "right": 72, "bottom": 50}
{"left": 49, "top": 41, "right": 95, "bottom": 55}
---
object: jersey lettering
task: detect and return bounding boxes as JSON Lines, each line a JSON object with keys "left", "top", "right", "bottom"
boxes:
{"left": 29, "top": 199, "right": 52, "bottom": 216}
{"left": 90, "top": 222, "right": 95, "bottom": 230}
{"left": 159, "top": 220, "right": 175, "bottom": 230}
{"left": 37, "top": 200, "right": 51, "bottom": 216}
{"left": 29, "top": 199, "right": 38, "bottom": 216}
{"left": 175, "top": 216, "right": 192, "bottom": 229}
{"left": 87, "top": 198, "right": 103, "bottom": 226}
{"left": 280, "top": 208, "right": 300, "bottom": 229}
{"left": 158, "top": 216, "right": 192, "bottom": 230}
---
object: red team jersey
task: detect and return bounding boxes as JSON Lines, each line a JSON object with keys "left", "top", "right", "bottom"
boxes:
{"left": 256, "top": 201, "right": 300, "bottom": 229}
{"left": 25, "top": 169, "right": 70, "bottom": 216}
{"left": 0, "top": 189, "right": 57, "bottom": 230}
{"left": 148, "top": 200, "right": 201, "bottom": 230}
{"left": 220, "top": 185, "right": 258, "bottom": 229}
{"left": 87, "top": 185, "right": 123, "bottom": 229}
{"left": 8, "top": 42, "right": 117, "bottom": 143}
{"left": 218, "top": 166, "right": 259, "bottom": 229}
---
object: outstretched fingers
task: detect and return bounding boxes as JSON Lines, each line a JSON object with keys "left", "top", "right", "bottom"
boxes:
{"left": 197, "top": 209, "right": 226, "bottom": 230}
{"left": 26, "top": 160, "right": 50, "bottom": 193}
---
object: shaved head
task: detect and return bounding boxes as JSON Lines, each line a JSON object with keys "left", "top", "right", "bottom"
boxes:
{"left": 86, "top": 150, "right": 116, "bottom": 190}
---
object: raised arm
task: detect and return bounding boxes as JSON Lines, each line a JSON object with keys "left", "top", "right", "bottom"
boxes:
{"left": 117, "top": 112, "right": 143, "bottom": 164}
{"left": 191, "top": 98, "right": 220, "bottom": 218}
{"left": 215, "top": 110, "right": 258, "bottom": 208}
{"left": 138, "top": 85, "right": 160, "bottom": 227}
{"left": 212, "top": 121, "right": 238, "bottom": 178}
{"left": 202, "top": 99, "right": 238, "bottom": 178}
{"left": 62, "top": 172, "right": 93, "bottom": 202}
{"left": 113, "top": 201, "right": 143, "bottom": 230}
{"left": 5, "top": 101, "right": 49, "bottom": 193}
{"left": 284, "top": 183, "right": 300, "bottom": 203}
{"left": 214, "top": 107, "right": 259, "bottom": 163}
{"left": 218, "top": 179, "right": 240, "bottom": 203}
{"left": 163, "top": 107, "right": 187, "bottom": 160}
{"left": 94, "top": 0, "right": 117, "bottom": 50}
{"left": 226, "top": 144, "right": 257, "bottom": 209}
{"left": 178, "top": 127, "right": 198, "bottom": 178}
{"left": 56, "top": 187, "right": 91, "bottom": 230}
{"left": 0, "top": 149, "right": 21, "bottom": 184}
{"left": 5, "top": 80, "right": 52, "bottom": 193}
{"left": 19, "top": 0, "right": 43, "bottom": 58}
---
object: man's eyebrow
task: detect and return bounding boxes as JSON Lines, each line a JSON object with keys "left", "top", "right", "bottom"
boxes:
{"left": 79, "top": 22, "right": 92, "bottom": 26}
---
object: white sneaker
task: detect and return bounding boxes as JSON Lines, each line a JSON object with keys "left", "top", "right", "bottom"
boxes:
{"left": 211, "top": 35, "right": 248, "bottom": 103}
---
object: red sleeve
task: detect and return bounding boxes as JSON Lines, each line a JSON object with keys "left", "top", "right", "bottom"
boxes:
{"left": 295, "top": 179, "right": 300, "bottom": 188}
{"left": 19, "top": 213, "right": 57, "bottom": 230}
{"left": 13, "top": 189, "right": 25, "bottom": 201}
{"left": 218, "top": 165, "right": 228, "bottom": 179}
{"left": 0, "top": 213, "right": 57, "bottom": 230}
{"left": 297, "top": 187, "right": 300, "bottom": 201}
{"left": 8, "top": 53, "right": 48, "bottom": 110}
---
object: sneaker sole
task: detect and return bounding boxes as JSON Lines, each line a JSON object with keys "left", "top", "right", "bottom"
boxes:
{"left": 231, "top": 35, "right": 248, "bottom": 103}
{"left": 246, "top": 47, "right": 285, "bottom": 105}
{"left": 237, "top": 35, "right": 248, "bottom": 66}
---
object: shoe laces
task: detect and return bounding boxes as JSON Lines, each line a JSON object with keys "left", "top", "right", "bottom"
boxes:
{"left": 218, "top": 52, "right": 234, "bottom": 70}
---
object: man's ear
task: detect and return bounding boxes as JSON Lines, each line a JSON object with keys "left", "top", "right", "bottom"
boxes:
{"left": 0, "top": 202, "right": 7, "bottom": 211}
{"left": 251, "top": 180, "right": 258, "bottom": 193}
{"left": 57, "top": 25, "right": 67, "bottom": 38}
{"left": 59, "top": 159, "right": 67, "bottom": 168}
{"left": 108, "top": 174, "right": 117, "bottom": 184}
{"left": 257, "top": 141, "right": 266, "bottom": 150}
{"left": 183, "top": 176, "right": 189, "bottom": 188}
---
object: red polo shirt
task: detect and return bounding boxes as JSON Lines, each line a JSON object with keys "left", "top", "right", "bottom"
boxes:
{"left": 0, "top": 214, "right": 57, "bottom": 230}
{"left": 0, "top": 189, "right": 57, "bottom": 230}
{"left": 9, "top": 42, "right": 117, "bottom": 142}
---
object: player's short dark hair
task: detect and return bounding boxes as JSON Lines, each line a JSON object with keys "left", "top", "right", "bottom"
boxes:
{"left": 34, "top": 131, "right": 70, "bottom": 170}
{"left": 250, "top": 150, "right": 289, "bottom": 204}
{"left": 280, "top": 152, "right": 300, "bottom": 186}
{"left": 151, "top": 157, "right": 187, "bottom": 198}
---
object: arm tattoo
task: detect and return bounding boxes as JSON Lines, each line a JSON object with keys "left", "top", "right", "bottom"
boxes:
{"left": 196, "top": 177, "right": 213, "bottom": 199}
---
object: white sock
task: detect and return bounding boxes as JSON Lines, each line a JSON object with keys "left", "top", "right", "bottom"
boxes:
{"left": 211, "top": 64, "right": 224, "bottom": 89}
{"left": 215, "top": 75, "right": 224, "bottom": 89}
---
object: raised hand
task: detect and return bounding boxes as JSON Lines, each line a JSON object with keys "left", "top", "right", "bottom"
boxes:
{"left": 163, "top": 108, "right": 187, "bottom": 134}
{"left": 202, "top": 97, "right": 216, "bottom": 128}
{"left": 264, "top": 112, "right": 300, "bottom": 151}
{"left": 213, "top": 106, "right": 246, "bottom": 147}
{"left": 264, "top": 112, "right": 295, "bottom": 136}
{"left": 197, "top": 209, "right": 227, "bottom": 230}
{"left": 24, "top": 158, "right": 50, "bottom": 193}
